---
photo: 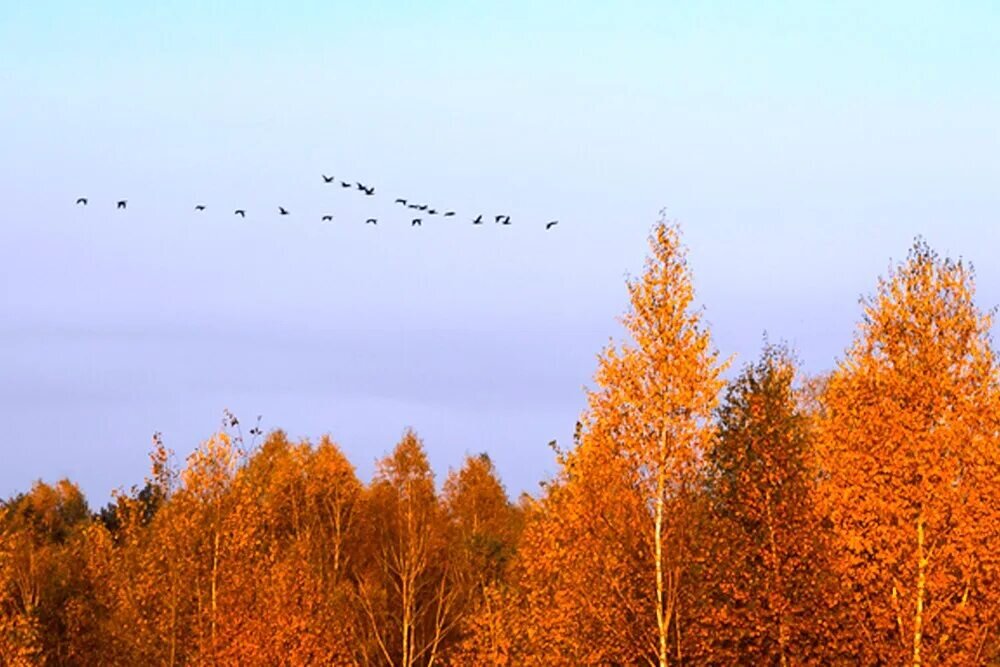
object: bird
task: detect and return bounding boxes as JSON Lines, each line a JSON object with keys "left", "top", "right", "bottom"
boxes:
{"left": 427, "top": 209, "right": 438, "bottom": 215}
{"left": 412, "top": 218, "right": 422, "bottom": 226}
{"left": 321, "top": 215, "right": 333, "bottom": 221}
{"left": 494, "top": 214, "right": 505, "bottom": 223}
{"left": 355, "top": 182, "right": 365, "bottom": 191}
{"left": 322, "top": 174, "right": 335, "bottom": 183}
{"left": 363, "top": 186, "right": 375, "bottom": 196}
{"left": 234, "top": 209, "right": 246, "bottom": 217}
{"left": 75, "top": 197, "right": 88, "bottom": 206}
{"left": 472, "top": 215, "right": 483, "bottom": 225}
{"left": 117, "top": 200, "right": 127, "bottom": 210}
{"left": 545, "top": 220, "right": 558, "bottom": 230}
{"left": 340, "top": 181, "right": 351, "bottom": 188}
{"left": 279, "top": 206, "right": 289, "bottom": 215}
{"left": 417, "top": 204, "right": 428, "bottom": 211}
{"left": 501, "top": 216, "right": 511, "bottom": 225}
{"left": 395, "top": 198, "right": 407, "bottom": 205}
{"left": 407, "top": 203, "right": 420, "bottom": 209}
{"left": 443, "top": 211, "right": 455, "bottom": 217}
{"left": 195, "top": 205, "right": 206, "bottom": 211}
{"left": 366, "top": 218, "right": 377, "bottom": 225}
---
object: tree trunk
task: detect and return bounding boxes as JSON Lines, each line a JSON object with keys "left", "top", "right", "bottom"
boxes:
{"left": 211, "top": 524, "right": 220, "bottom": 661}
{"left": 912, "top": 511, "right": 926, "bottom": 666}
{"left": 765, "top": 495, "right": 790, "bottom": 667}
{"left": 654, "top": 426, "right": 670, "bottom": 667}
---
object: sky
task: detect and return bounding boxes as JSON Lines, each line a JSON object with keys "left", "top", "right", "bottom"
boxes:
{"left": 1, "top": 1, "right": 999, "bottom": 505}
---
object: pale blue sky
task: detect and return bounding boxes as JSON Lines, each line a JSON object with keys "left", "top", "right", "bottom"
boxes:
{"left": 2, "top": 2, "right": 998, "bottom": 504}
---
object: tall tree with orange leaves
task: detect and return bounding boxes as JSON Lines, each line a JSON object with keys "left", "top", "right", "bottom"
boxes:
{"left": 818, "top": 240, "right": 1000, "bottom": 664}
{"left": 517, "top": 220, "right": 726, "bottom": 665}
{"left": 442, "top": 454, "right": 522, "bottom": 664}
{"left": 354, "top": 430, "right": 458, "bottom": 666}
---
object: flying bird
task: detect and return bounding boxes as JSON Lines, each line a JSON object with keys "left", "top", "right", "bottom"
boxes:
{"left": 545, "top": 220, "right": 558, "bottom": 230}
{"left": 340, "top": 181, "right": 351, "bottom": 188}
{"left": 117, "top": 200, "right": 127, "bottom": 210}
{"left": 501, "top": 216, "right": 511, "bottom": 225}
{"left": 412, "top": 218, "right": 422, "bottom": 226}
{"left": 366, "top": 218, "right": 377, "bottom": 225}
{"left": 395, "top": 198, "right": 407, "bottom": 205}
{"left": 234, "top": 209, "right": 246, "bottom": 217}
{"left": 322, "top": 174, "right": 335, "bottom": 183}
{"left": 427, "top": 209, "right": 438, "bottom": 215}
{"left": 407, "top": 203, "right": 420, "bottom": 209}
{"left": 356, "top": 182, "right": 365, "bottom": 191}
{"left": 76, "top": 197, "right": 88, "bottom": 205}
{"left": 494, "top": 214, "right": 506, "bottom": 223}
{"left": 472, "top": 215, "right": 483, "bottom": 225}
{"left": 417, "top": 204, "right": 428, "bottom": 211}
{"left": 195, "top": 205, "right": 206, "bottom": 211}
{"left": 443, "top": 211, "right": 455, "bottom": 217}
{"left": 363, "top": 186, "right": 375, "bottom": 196}
{"left": 321, "top": 215, "right": 333, "bottom": 221}
{"left": 279, "top": 207, "right": 289, "bottom": 215}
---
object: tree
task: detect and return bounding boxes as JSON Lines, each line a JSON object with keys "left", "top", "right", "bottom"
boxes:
{"left": 354, "top": 430, "right": 458, "bottom": 666}
{"left": 818, "top": 240, "right": 1000, "bottom": 664}
{"left": 693, "top": 343, "right": 847, "bottom": 664}
{"left": 443, "top": 454, "right": 520, "bottom": 594}
{"left": 516, "top": 220, "right": 726, "bottom": 664}
{"left": 442, "top": 454, "right": 522, "bottom": 663}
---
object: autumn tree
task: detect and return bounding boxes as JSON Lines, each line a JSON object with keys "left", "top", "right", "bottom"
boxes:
{"left": 0, "top": 479, "right": 97, "bottom": 663}
{"left": 818, "top": 240, "right": 1000, "bottom": 664}
{"left": 442, "top": 454, "right": 522, "bottom": 664}
{"left": 354, "top": 430, "right": 458, "bottom": 666}
{"left": 690, "top": 343, "right": 847, "bottom": 664}
{"left": 516, "top": 220, "right": 726, "bottom": 664}
{"left": 227, "top": 430, "right": 362, "bottom": 664}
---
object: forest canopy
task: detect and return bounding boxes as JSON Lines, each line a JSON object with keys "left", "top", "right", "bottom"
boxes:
{"left": 2, "top": 222, "right": 998, "bottom": 665}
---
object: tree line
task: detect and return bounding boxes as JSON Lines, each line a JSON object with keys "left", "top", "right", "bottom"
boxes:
{"left": 2, "top": 221, "right": 998, "bottom": 665}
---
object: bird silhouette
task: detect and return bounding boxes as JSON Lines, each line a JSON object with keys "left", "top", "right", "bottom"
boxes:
{"left": 494, "top": 214, "right": 505, "bottom": 223}
{"left": 472, "top": 215, "right": 483, "bottom": 224}
{"left": 356, "top": 182, "right": 365, "bottom": 191}
{"left": 417, "top": 204, "right": 428, "bottom": 211}
{"left": 322, "top": 174, "right": 335, "bottom": 183}
{"left": 407, "top": 203, "right": 420, "bottom": 209}
{"left": 501, "top": 216, "right": 511, "bottom": 225}
{"left": 234, "top": 209, "right": 246, "bottom": 217}
{"left": 117, "top": 200, "right": 127, "bottom": 210}
{"left": 75, "top": 198, "right": 87, "bottom": 205}
{"left": 363, "top": 186, "right": 375, "bottom": 196}
{"left": 340, "top": 181, "right": 351, "bottom": 188}
{"left": 366, "top": 218, "right": 377, "bottom": 225}
{"left": 321, "top": 215, "right": 333, "bottom": 221}
{"left": 427, "top": 209, "right": 438, "bottom": 215}
{"left": 443, "top": 211, "right": 455, "bottom": 217}
{"left": 279, "top": 207, "right": 289, "bottom": 215}
{"left": 395, "top": 198, "right": 407, "bottom": 205}
{"left": 412, "top": 218, "right": 422, "bottom": 226}
{"left": 195, "top": 205, "right": 206, "bottom": 211}
{"left": 545, "top": 220, "right": 558, "bottom": 230}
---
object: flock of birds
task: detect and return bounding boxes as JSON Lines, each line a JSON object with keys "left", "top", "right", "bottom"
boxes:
{"left": 74, "top": 173, "right": 560, "bottom": 230}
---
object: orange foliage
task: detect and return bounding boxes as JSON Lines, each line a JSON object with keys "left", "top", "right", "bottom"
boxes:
{"left": 818, "top": 241, "right": 1000, "bottom": 664}
{"left": 2, "top": 227, "right": 998, "bottom": 665}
